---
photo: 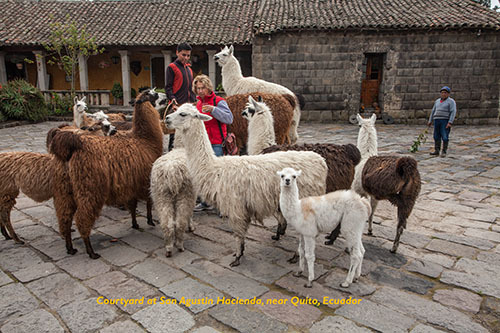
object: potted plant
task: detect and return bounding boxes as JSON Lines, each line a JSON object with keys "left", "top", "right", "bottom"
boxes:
{"left": 111, "top": 82, "right": 123, "bottom": 105}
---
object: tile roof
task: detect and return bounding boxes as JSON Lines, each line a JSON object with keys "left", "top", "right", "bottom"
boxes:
{"left": 0, "top": 0, "right": 257, "bottom": 47}
{"left": 1, "top": 0, "right": 499, "bottom": 47}
{"left": 254, "top": 0, "right": 500, "bottom": 34}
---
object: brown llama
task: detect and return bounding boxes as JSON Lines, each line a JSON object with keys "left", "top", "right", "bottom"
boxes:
{"left": 226, "top": 93, "right": 295, "bottom": 153}
{"left": 0, "top": 120, "right": 119, "bottom": 244}
{"left": 361, "top": 155, "right": 421, "bottom": 253}
{"left": 49, "top": 89, "right": 163, "bottom": 259}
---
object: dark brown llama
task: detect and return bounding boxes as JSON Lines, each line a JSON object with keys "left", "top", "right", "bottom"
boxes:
{"left": 49, "top": 89, "right": 163, "bottom": 259}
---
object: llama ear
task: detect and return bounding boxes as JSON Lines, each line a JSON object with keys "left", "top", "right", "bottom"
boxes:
{"left": 277, "top": 170, "right": 282, "bottom": 177}
{"left": 296, "top": 170, "right": 302, "bottom": 177}
{"left": 74, "top": 96, "right": 78, "bottom": 104}
{"left": 196, "top": 113, "right": 213, "bottom": 122}
{"left": 81, "top": 96, "right": 86, "bottom": 102}
{"left": 229, "top": 45, "right": 234, "bottom": 54}
{"left": 370, "top": 113, "right": 377, "bottom": 124}
{"left": 248, "top": 95, "right": 256, "bottom": 104}
{"left": 258, "top": 95, "right": 263, "bottom": 102}
{"left": 356, "top": 114, "right": 363, "bottom": 123}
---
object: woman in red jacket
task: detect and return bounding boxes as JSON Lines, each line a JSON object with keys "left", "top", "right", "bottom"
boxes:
{"left": 192, "top": 75, "right": 233, "bottom": 211}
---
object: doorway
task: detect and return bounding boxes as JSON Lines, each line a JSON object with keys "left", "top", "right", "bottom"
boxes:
{"left": 151, "top": 57, "right": 165, "bottom": 89}
{"left": 361, "top": 53, "right": 384, "bottom": 110}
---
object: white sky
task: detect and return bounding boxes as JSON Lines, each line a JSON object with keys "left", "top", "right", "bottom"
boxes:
{"left": 492, "top": 0, "right": 500, "bottom": 8}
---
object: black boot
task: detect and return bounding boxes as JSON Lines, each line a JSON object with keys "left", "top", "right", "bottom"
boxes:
{"left": 430, "top": 141, "right": 440, "bottom": 156}
{"left": 441, "top": 141, "right": 448, "bottom": 157}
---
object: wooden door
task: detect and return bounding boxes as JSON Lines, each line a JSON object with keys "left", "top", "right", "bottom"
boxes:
{"left": 361, "top": 54, "right": 383, "bottom": 108}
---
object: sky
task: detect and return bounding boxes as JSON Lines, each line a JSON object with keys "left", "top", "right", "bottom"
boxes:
{"left": 492, "top": 0, "right": 500, "bottom": 9}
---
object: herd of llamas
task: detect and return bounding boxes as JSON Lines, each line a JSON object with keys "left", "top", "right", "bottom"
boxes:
{"left": 0, "top": 46, "right": 421, "bottom": 288}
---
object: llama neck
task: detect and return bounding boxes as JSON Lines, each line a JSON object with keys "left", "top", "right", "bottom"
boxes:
{"left": 73, "top": 110, "right": 85, "bottom": 128}
{"left": 132, "top": 102, "right": 164, "bottom": 152}
{"left": 222, "top": 57, "right": 243, "bottom": 95}
{"left": 279, "top": 183, "right": 301, "bottom": 224}
{"left": 247, "top": 113, "right": 276, "bottom": 155}
{"left": 182, "top": 118, "right": 217, "bottom": 174}
{"left": 357, "top": 126, "right": 378, "bottom": 158}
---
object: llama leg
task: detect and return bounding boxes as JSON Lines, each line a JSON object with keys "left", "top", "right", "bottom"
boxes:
{"left": 230, "top": 218, "right": 250, "bottom": 267}
{"left": 54, "top": 194, "right": 77, "bottom": 255}
{"left": 74, "top": 205, "right": 101, "bottom": 259}
{"left": 174, "top": 197, "right": 195, "bottom": 251}
{"left": 355, "top": 243, "right": 366, "bottom": 281}
{"left": 2, "top": 210, "right": 24, "bottom": 244}
{"left": 127, "top": 200, "right": 139, "bottom": 229}
{"left": 163, "top": 217, "right": 176, "bottom": 257}
{"left": 293, "top": 235, "right": 305, "bottom": 277}
{"left": 367, "top": 198, "right": 378, "bottom": 235}
{"left": 324, "top": 224, "right": 341, "bottom": 245}
{"left": 341, "top": 245, "right": 362, "bottom": 288}
{"left": 303, "top": 236, "right": 316, "bottom": 288}
{"left": 272, "top": 213, "right": 287, "bottom": 240}
{"left": 187, "top": 218, "right": 195, "bottom": 232}
{"left": 146, "top": 197, "right": 155, "bottom": 226}
{"left": 391, "top": 207, "right": 407, "bottom": 253}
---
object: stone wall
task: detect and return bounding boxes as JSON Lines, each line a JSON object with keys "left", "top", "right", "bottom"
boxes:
{"left": 252, "top": 30, "right": 500, "bottom": 124}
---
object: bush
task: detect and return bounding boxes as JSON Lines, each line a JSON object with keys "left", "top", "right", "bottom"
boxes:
{"left": 48, "top": 92, "right": 73, "bottom": 116}
{"left": 0, "top": 80, "right": 48, "bottom": 122}
{"left": 111, "top": 82, "right": 123, "bottom": 99}
{"left": 131, "top": 88, "right": 137, "bottom": 99}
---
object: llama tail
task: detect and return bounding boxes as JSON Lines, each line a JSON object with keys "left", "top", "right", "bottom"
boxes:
{"left": 47, "top": 129, "right": 83, "bottom": 161}
{"left": 294, "top": 93, "right": 306, "bottom": 109}
{"left": 344, "top": 143, "right": 362, "bottom": 166}
{"left": 282, "top": 94, "right": 297, "bottom": 110}
{"left": 396, "top": 157, "right": 418, "bottom": 181}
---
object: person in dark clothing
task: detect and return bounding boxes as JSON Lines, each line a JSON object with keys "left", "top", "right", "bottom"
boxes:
{"left": 165, "top": 42, "right": 196, "bottom": 150}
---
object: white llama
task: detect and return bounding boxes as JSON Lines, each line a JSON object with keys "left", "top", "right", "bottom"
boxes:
{"left": 351, "top": 113, "right": 379, "bottom": 234}
{"left": 278, "top": 167, "right": 370, "bottom": 288}
{"left": 242, "top": 95, "right": 276, "bottom": 155}
{"left": 164, "top": 104, "right": 327, "bottom": 266}
{"left": 72, "top": 96, "right": 88, "bottom": 128}
{"left": 214, "top": 45, "right": 302, "bottom": 144}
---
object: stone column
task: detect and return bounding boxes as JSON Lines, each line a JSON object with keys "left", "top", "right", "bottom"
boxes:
{"left": 118, "top": 50, "right": 131, "bottom": 106}
{"left": 161, "top": 50, "right": 172, "bottom": 88}
{"left": 33, "top": 51, "right": 48, "bottom": 91}
{"left": 0, "top": 52, "right": 7, "bottom": 84}
{"left": 205, "top": 50, "right": 217, "bottom": 87}
{"left": 78, "top": 53, "right": 89, "bottom": 91}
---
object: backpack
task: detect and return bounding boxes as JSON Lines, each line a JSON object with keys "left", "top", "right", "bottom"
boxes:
{"left": 214, "top": 96, "right": 238, "bottom": 156}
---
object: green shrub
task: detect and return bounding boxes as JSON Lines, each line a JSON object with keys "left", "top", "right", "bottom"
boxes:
{"left": 111, "top": 82, "right": 123, "bottom": 99}
{"left": 0, "top": 79, "right": 48, "bottom": 122}
{"left": 48, "top": 92, "right": 73, "bottom": 116}
{"left": 131, "top": 88, "right": 137, "bottom": 99}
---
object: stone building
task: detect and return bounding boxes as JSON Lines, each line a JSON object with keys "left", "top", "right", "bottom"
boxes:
{"left": 1, "top": 0, "right": 499, "bottom": 123}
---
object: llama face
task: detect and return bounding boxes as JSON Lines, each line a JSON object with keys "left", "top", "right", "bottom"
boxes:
{"left": 214, "top": 45, "right": 234, "bottom": 66}
{"left": 277, "top": 168, "right": 302, "bottom": 187}
{"left": 73, "top": 97, "right": 88, "bottom": 115}
{"left": 165, "top": 103, "right": 212, "bottom": 130}
{"left": 88, "top": 111, "right": 109, "bottom": 122}
{"left": 242, "top": 95, "right": 268, "bottom": 121}
{"left": 136, "top": 89, "right": 159, "bottom": 105}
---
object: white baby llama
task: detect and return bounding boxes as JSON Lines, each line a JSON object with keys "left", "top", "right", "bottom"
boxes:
{"left": 241, "top": 95, "right": 276, "bottom": 155}
{"left": 164, "top": 104, "right": 327, "bottom": 266}
{"left": 214, "top": 45, "right": 301, "bottom": 144}
{"left": 278, "top": 167, "right": 370, "bottom": 288}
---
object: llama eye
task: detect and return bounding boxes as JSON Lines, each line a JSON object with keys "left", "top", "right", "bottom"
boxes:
{"left": 293, "top": 175, "right": 296, "bottom": 179}
{"left": 180, "top": 113, "right": 186, "bottom": 117}
{"left": 281, "top": 175, "right": 284, "bottom": 178}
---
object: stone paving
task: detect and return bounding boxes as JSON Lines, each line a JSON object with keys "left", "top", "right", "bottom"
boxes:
{"left": 0, "top": 121, "right": 499, "bottom": 332}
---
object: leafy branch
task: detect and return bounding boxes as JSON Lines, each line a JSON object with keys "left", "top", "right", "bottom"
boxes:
{"left": 409, "top": 128, "right": 429, "bottom": 153}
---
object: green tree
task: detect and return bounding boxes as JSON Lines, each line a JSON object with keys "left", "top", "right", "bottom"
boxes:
{"left": 34, "top": 15, "right": 104, "bottom": 98}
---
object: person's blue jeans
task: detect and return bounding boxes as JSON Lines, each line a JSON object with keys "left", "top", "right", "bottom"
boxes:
{"left": 433, "top": 119, "right": 451, "bottom": 143}
{"left": 212, "top": 144, "right": 223, "bottom": 157}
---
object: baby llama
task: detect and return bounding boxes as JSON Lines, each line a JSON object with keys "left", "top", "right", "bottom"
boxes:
{"left": 214, "top": 45, "right": 302, "bottom": 144}
{"left": 165, "top": 104, "right": 327, "bottom": 266}
{"left": 278, "top": 167, "right": 370, "bottom": 288}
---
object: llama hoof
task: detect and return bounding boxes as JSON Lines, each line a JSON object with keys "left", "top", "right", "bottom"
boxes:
{"left": 132, "top": 224, "right": 140, "bottom": 230}
{"left": 177, "top": 246, "right": 184, "bottom": 252}
{"left": 14, "top": 239, "right": 25, "bottom": 245}
{"left": 324, "top": 234, "right": 331, "bottom": 240}
{"left": 67, "top": 248, "right": 78, "bottom": 255}
{"left": 304, "top": 282, "right": 313, "bottom": 288}
{"left": 340, "top": 282, "right": 350, "bottom": 288}
{"left": 165, "top": 251, "right": 172, "bottom": 257}
{"left": 288, "top": 253, "right": 299, "bottom": 264}
{"left": 229, "top": 258, "right": 241, "bottom": 267}
{"left": 188, "top": 226, "right": 195, "bottom": 233}
{"left": 292, "top": 271, "right": 302, "bottom": 277}
{"left": 367, "top": 231, "right": 373, "bottom": 236}
{"left": 390, "top": 248, "right": 397, "bottom": 254}
{"left": 344, "top": 248, "right": 350, "bottom": 254}
{"left": 271, "top": 234, "right": 280, "bottom": 241}
{"left": 89, "top": 253, "right": 101, "bottom": 260}
{"left": 147, "top": 220, "right": 155, "bottom": 226}
{"left": 324, "top": 239, "right": 334, "bottom": 245}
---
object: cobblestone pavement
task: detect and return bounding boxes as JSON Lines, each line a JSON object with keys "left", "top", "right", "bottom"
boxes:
{"left": 0, "top": 121, "right": 499, "bottom": 332}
